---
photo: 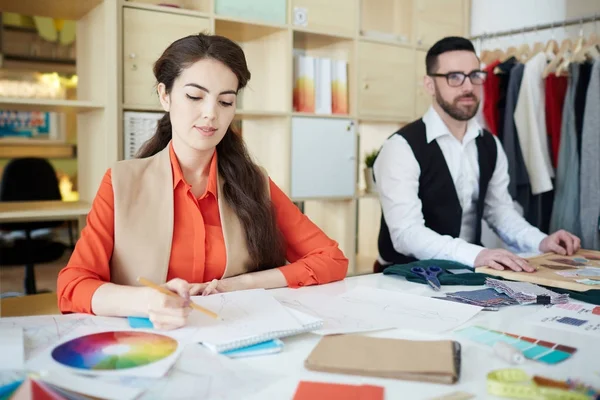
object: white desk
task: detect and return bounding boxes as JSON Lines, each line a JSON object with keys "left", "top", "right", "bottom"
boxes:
{"left": 242, "top": 273, "right": 600, "bottom": 400}
{"left": 3, "top": 274, "right": 599, "bottom": 399}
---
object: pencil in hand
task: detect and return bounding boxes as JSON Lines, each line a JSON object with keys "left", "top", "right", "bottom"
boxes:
{"left": 137, "top": 277, "right": 220, "bottom": 320}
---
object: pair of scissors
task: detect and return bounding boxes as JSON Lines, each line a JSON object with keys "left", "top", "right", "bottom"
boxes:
{"left": 411, "top": 266, "right": 442, "bottom": 291}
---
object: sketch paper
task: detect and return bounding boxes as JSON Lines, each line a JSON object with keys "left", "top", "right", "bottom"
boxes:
{"left": 338, "top": 287, "right": 483, "bottom": 333}
{"left": 529, "top": 303, "right": 600, "bottom": 336}
{"left": 101, "top": 344, "right": 278, "bottom": 400}
{"left": 0, "top": 327, "right": 24, "bottom": 370}
{"left": 0, "top": 314, "right": 129, "bottom": 361}
{"left": 183, "top": 289, "right": 307, "bottom": 350}
{"left": 276, "top": 287, "right": 482, "bottom": 335}
{"left": 276, "top": 292, "right": 396, "bottom": 335}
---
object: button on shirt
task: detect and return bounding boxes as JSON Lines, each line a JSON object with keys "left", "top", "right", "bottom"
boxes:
{"left": 374, "top": 107, "right": 547, "bottom": 267}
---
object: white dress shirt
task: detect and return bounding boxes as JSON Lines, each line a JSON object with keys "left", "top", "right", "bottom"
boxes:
{"left": 514, "top": 52, "right": 555, "bottom": 195}
{"left": 374, "top": 107, "right": 548, "bottom": 267}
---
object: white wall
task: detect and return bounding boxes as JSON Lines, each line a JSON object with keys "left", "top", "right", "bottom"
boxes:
{"left": 471, "top": 0, "right": 600, "bottom": 54}
{"left": 470, "top": 0, "right": 600, "bottom": 250}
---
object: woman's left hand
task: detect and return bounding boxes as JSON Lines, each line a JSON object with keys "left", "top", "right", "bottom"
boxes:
{"left": 189, "top": 279, "right": 222, "bottom": 296}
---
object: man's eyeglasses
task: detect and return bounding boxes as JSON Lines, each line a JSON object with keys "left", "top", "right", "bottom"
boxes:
{"left": 428, "top": 70, "right": 488, "bottom": 87}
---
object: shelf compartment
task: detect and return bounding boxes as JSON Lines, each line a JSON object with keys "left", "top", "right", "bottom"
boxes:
{"left": 122, "top": 7, "right": 212, "bottom": 107}
{"left": 301, "top": 199, "right": 357, "bottom": 270}
{"left": 357, "top": 122, "right": 401, "bottom": 192}
{"left": 215, "top": 20, "right": 291, "bottom": 113}
{"left": 214, "top": 0, "right": 286, "bottom": 26}
{"left": 293, "top": 30, "right": 355, "bottom": 116}
{"left": 357, "top": 41, "right": 415, "bottom": 120}
{"left": 240, "top": 117, "right": 291, "bottom": 195}
{"left": 291, "top": 0, "right": 357, "bottom": 37}
{"left": 0, "top": 0, "right": 103, "bottom": 20}
{"left": 360, "top": 0, "right": 412, "bottom": 45}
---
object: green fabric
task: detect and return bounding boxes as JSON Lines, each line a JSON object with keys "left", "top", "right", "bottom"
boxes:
{"left": 382, "top": 259, "right": 600, "bottom": 306}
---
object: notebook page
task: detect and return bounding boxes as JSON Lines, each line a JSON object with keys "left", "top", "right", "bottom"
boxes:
{"left": 188, "top": 289, "right": 304, "bottom": 350}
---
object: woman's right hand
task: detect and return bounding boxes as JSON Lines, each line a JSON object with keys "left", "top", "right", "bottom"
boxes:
{"left": 145, "top": 278, "right": 192, "bottom": 330}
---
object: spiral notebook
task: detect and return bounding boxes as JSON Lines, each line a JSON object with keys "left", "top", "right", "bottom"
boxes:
{"left": 189, "top": 289, "right": 324, "bottom": 353}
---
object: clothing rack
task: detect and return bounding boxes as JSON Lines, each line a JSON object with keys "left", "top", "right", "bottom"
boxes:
{"left": 470, "top": 14, "right": 600, "bottom": 41}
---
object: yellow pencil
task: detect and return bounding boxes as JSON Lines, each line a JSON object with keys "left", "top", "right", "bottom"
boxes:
{"left": 137, "top": 277, "right": 219, "bottom": 320}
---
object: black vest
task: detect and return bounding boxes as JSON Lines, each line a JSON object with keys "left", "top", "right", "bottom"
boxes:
{"left": 377, "top": 119, "right": 498, "bottom": 265}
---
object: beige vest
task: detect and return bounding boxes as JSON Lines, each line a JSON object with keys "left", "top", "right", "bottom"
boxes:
{"left": 110, "top": 145, "right": 255, "bottom": 286}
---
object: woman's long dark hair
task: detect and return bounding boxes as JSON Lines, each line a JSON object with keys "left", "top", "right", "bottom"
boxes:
{"left": 137, "top": 33, "right": 286, "bottom": 271}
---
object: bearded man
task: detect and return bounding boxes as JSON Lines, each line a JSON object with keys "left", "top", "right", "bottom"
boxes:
{"left": 373, "top": 36, "right": 580, "bottom": 273}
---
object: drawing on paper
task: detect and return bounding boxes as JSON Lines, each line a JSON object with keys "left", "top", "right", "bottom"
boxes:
{"left": 0, "top": 316, "right": 127, "bottom": 361}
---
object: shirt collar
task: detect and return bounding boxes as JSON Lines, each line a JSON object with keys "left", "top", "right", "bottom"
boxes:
{"left": 169, "top": 142, "right": 218, "bottom": 198}
{"left": 422, "top": 106, "right": 482, "bottom": 144}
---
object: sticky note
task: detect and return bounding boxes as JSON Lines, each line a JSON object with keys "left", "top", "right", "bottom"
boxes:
{"left": 127, "top": 317, "right": 154, "bottom": 329}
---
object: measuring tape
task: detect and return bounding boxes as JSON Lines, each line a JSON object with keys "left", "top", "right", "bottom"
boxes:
{"left": 487, "top": 369, "right": 596, "bottom": 400}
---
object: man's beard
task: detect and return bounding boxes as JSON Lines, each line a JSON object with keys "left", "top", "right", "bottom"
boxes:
{"left": 435, "top": 90, "right": 480, "bottom": 121}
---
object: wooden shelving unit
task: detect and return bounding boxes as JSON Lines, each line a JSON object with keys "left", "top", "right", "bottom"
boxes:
{"left": 0, "top": 0, "right": 469, "bottom": 274}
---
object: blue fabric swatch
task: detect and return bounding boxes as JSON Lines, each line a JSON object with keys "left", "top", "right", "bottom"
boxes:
{"left": 127, "top": 316, "right": 154, "bottom": 329}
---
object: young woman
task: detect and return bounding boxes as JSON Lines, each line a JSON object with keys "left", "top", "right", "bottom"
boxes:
{"left": 57, "top": 33, "right": 348, "bottom": 329}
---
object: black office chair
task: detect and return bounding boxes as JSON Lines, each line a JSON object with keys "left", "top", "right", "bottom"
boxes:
{"left": 0, "top": 158, "right": 68, "bottom": 295}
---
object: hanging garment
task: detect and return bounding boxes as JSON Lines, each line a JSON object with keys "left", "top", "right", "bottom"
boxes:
{"left": 579, "top": 59, "right": 600, "bottom": 250}
{"left": 550, "top": 63, "right": 581, "bottom": 237}
{"left": 483, "top": 60, "right": 502, "bottom": 135}
{"left": 495, "top": 57, "right": 518, "bottom": 143}
{"left": 574, "top": 62, "right": 593, "bottom": 155}
{"left": 514, "top": 52, "right": 555, "bottom": 195}
{"left": 545, "top": 73, "right": 568, "bottom": 169}
{"left": 502, "top": 64, "right": 530, "bottom": 201}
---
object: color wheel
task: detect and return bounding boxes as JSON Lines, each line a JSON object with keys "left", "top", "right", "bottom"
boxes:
{"left": 51, "top": 331, "right": 178, "bottom": 371}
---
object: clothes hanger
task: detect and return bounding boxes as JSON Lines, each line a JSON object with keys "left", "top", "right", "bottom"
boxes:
{"left": 522, "top": 27, "right": 545, "bottom": 63}
{"left": 542, "top": 37, "right": 570, "bottom": 78}
{"left": 569, "top": 19, "right": 588, "bottom": 63}
{"left": 541, "top": 23, "right": 561, "bottom": 78}
{"left": 555, "top": 20, "right": 587, "bottom": 77}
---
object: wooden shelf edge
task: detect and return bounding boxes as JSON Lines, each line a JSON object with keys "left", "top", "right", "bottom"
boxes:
{"left": 0, "top": 200, "right": 91, "bottom": 223}
{"left": 214, "top": 15, "right": 288, "bottom": 30}
{"left": 0, "top": 98, "right": 104, "bottom": 113}
{"left": 0, "top": 0, "right": 103, "bottom": 20}
{"left": 122, "top": 104, "right": 164, "bottom": 112}
{"left": 0, "top": 141, "right": 76, "bottom": 159}
{"left": 292, "top": 112, "right": 355, "bottom": 120}
{"left": 292, "top": 26, "right": 355, "bottom": 40}
{"left": 121, "top": 1, "right": 211, "bottom": 18}
{"left": 235, "top": 110, "right": 289, "bottom": 119}
{"left": 358, "top": 35, "right": 415, "bottom": 49}
{"left": 358, "top": 114, "right": 411, "bottom": 124}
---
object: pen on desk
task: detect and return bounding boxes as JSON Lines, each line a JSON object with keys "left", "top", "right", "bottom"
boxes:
{"left": 137, "top": 277, "right": 220, "bottom": 320}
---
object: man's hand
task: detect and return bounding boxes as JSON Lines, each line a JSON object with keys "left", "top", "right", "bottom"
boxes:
{"left": 474, "top": 248, "right": 535, "bottom": 272}
{"left": 539, "top": 230, "right": 581, "bottom": 256}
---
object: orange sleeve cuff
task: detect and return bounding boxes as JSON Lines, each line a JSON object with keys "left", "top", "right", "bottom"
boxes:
{"left": 59, "top": 278, "right": 106, "bottom": 315}
{"left": 278, "top": 261, "right": 318, "bottom": 288}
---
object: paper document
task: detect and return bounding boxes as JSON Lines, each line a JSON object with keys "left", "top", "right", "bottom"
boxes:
{"left": 0, "top": 327, "right": 24, "bottom": 370}
{"left": 102, "top": 344, "right": 279, "bottom": 400}
{"left": 39, "top": 370, "right": 143, "bottom": 400}
{"left": 0, "top": 314, "right": 129, "bottom": 361}
{"left": 529, "top": 303, "right": 600, "bottom": 336}
{"left": 277, "top": 286, "right": 482, "bottom": 335}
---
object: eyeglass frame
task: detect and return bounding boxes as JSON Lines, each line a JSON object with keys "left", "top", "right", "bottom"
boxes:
{"left": 427, "top": 70, "right": 488, "bottom": 87}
